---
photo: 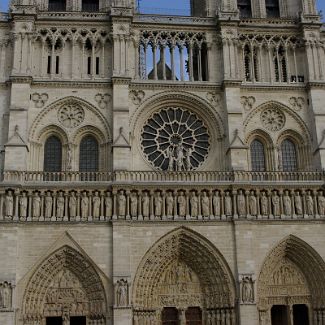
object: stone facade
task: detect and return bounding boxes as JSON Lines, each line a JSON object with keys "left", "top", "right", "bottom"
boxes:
{"left": 0, "top": 0, "right": 325, "bottom": 324}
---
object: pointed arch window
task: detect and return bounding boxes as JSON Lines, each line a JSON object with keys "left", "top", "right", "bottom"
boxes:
{"left": 44, "top": 136, "right": 62, "bottom": 172}
{"left": 274, "top": 46, "right": 287, "bottom": 83}
{"left": 79, "top": 135, "right": 99, "bottom": 172}
{"left": 266, "top": 0, "right": 280, "bottom": 17}
{"left": 281, "top": 139, "right": 298, "bottom": 171}
{"left": 48, "top": 0, "right": 66, "bottom": 11}
{"left": 250, "top": 139, "right": 266, "bottom": 171}
{"left": 238, "top": 0, "right": 252, "bottom": 18}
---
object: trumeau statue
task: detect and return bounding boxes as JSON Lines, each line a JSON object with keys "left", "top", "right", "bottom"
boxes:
{"left": 57, "top": 192, "right": 65, "bottom": 219}
{"left": 130, "top": 193, "right": 138, "bottom": 217}
{"left": 44, "top": 192, "right": 53, "bottom": 219}
{"left": 201, "top": 192, "right": 210, "bottom": 217}
{"left": 190, "top": 192, "right": 199, "bottom": 217}
{"left": 93, "top": 192, "right": 101, "bottom": 218}
{"left": 118, "top": 191, "right": 126, "bottom": 217}
{"left": 213, "top": 191, "right": 221, "bottom": 216}
{"left": 5, "top": 191, "right": 13, "bottom": 217}
{"left": 69, "top": 192, "right": 77, "bottom": 218}
{"left": 81, "top": 192, "right": 89, "bottom": 219}
{"left": 19, "top": 192, "right": 28, "bottom": 219}
{"left": 142, "top": 192, "right": 150, "bottom": 218}
{"left": 154, "top": 192, "right": 162, "bottom": 217}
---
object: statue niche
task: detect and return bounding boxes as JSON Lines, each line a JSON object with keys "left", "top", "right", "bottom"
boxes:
{"left": 44, "top": 269, "right": 89, "bottom": 317}
{"left": 158, "top": 260, "right": 202, "bottom": 308}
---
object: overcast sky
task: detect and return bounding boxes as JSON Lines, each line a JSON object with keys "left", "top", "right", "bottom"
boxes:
{"left": 0, "top": 0, "right": 324, "bottom": 19}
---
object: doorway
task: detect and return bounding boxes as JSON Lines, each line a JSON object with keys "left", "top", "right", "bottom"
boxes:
{"left": 293, "top": 305, "right": 309, "bottom": 325}
{"left": 162, "top": 307, "right": 179, "bottom": 325}
{"left": 271, "top": 305, "right": 288, "bottom": 325}
{"left": 46, "top": 317, "right": 62, "bottom": 325}
{"left": 186, "top": 307, "right": 202, "bottom": 324}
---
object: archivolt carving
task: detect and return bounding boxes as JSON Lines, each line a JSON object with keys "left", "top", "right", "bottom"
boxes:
{"left": 258, "top": 235, "right": 325, "bottom": 310}
{"left": 22, "top": 245, "right": 107, "bottom": 323}
{"left": 29, "top": 96, "right": 111, "bottom": 143}
{"left": 132, "top": 227, "right": 235, "bottom": 311}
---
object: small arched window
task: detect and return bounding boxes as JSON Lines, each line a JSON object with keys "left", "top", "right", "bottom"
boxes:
{"left": 48, "top": 0, "right": 66, "bottom": 11}
{"left": 266, "top": 0, "right": 280, "bottom": 17}
{"left": 250, "top": 139, "right": 266, "bottom": 171}
{"left": 44, "top": 136, "right": 62, "bottom": 172}
{"left": 281, "top": 139, "right": 298, "bottom": 171}
{"left": 79, "top": 135, "right": 99, "bottom": 172}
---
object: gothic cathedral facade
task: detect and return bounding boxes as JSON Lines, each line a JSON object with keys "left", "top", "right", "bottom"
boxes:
{"left": 0, "top": 0, "right": 324, "bottom": 324}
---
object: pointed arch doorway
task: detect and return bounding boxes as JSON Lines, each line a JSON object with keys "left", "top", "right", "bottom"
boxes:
{"left": 21, "top": 246, "right": 108, "bottom": 325}
{"left": 132, "top": 227, "right": 236, "bottom": 325}
{"left": 257, "top": 235, "right": 325, "bottom": 325}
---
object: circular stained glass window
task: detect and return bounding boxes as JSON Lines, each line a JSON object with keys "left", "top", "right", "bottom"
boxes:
{"left": 141, "top": 107, "right": 210, "bottom": 171}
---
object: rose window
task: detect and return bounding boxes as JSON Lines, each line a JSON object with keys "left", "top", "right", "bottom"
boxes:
{"left": 260, "top": 108, "right": 285, "bottom": 131}
{"left": 58, "top": 104, "right": 85, "bottom": 128}
{"left": 141, "top": 107, "right": 210, "bottom": 171}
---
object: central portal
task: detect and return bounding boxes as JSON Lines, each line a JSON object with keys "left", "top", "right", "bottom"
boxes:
{"left": 46, "top": 316, "right": 86, "bottom": 325}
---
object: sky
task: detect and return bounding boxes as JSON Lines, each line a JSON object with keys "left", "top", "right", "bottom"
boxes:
{"left": 0, "top": 0, "right": 324, "bottom": 19}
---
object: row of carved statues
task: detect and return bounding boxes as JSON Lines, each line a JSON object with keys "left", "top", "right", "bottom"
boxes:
{"left": 1, "top": 188, "right": 325, "bottom": 221}
{"left": 0, "top": 282, "right": 13, "bottom": 310}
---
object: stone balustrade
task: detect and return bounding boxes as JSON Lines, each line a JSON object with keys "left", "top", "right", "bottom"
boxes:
{"left": 0, "top": 184, "right": 324, "bottom": 223}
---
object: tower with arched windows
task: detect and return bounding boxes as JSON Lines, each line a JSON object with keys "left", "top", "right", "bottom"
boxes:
{"left": 0, "top": 0, "right": 324, "bottom": 324}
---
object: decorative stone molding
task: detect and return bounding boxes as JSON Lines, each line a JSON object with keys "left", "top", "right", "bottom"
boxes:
{"left": 58, "top": 103, "right": 85, "bottom": 128}
{"left": 240, "top": 96, "right": 256, "bottom": 111}
{"left": 260, "top": 108, "right": 286, "bottom": 132}
{"left": 289, "top": 97, "right": 305, "bottom": 111}
{"left": 95, "top": 93, "right": 111, "bottom": 109}
{"left": 31, "top": 93, "right": 49, "bottom": 108}
{"left": 129, "top": 90, "right": 145, "bottom": 105}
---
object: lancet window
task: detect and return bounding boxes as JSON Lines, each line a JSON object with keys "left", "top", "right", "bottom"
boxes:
{"left": 238, "top": 0, "right": 252, "bottom": 18}
{"left": 250, "top": 139, "right": 266, "bottom": 171}
{"left": 48, "top": 0, "right": 66, "bottom": 11}
{"left": 139, "top": 31, "right": 209, "bottom": 82}
{"left": 281, "top": 139, "right": 298, "bottom": 172}
{"left": 266, "top": 0, "right": 280, "bottom": 17}
{"left": 79, "top": 135, "right": 99, "bottom": 172}
{"left": 274, "top": 45, "right": 288, "bottom": 83}
{"left": 243, "top": 44, "right": 259, "bottom": 82}
{"left": 44, "top": 136, "right": 62, "bottom": 172}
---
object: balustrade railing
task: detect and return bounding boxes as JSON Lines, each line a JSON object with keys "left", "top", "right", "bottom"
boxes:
{"left": 2, "top": 170, "right": 324, "bottom": 184}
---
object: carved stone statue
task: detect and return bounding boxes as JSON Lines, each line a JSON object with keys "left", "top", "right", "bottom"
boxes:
{"left": 5, "top": 191, "right": 13, "bottom": 217}
{"left": 2, "top": 282, "right": 11, "bottom": 309}
{"left": 166, "top": 147, "right": 175, "bottom": 172}
{"left": 19, "top": 192, "right": 28, "bottom": 219}
{"left": 294, "top": 193, "right": 303, "bottom": 215}
{"left": 154, "top": 192, "right": 162, "bottom": 217}
{"left": 318, "top": 193, "right": 325, "bottom": 215}
{"left": 33, "top": 193, "right": 41, "bottom": 218}
{"left": 283, "top": 191, "right": 292, "bottom": 216}
{"left": 237, "top": 190, "right": 246, "bottom": 216}
{"left": 260, "top": 192, "right": 268, "bottom": 216}
{"left": 105, "top": 192, "right": 113, "bottom": 218}
{"left": 81, "top": 192, "right": 89, "bottom": 220}
{"left": 190, "top": 192, "right": 199, "bottom": 217}
{"left": 178, "top": 192, "right": 186, "bottom": 217}
{"left": 242, "top": 276, "right": 254, "bottom": 303}
{"left": 56, "top": 192, "right": 65, "bottom": 219}
{"left": 272, "top": 193, "right": 280, "bottom": 216}
{"left": 116, "top": 279, "right": 128, "bottom": 306}
{"left": 225, "top": 192, "right": 232, "bottom": 216}
{"left": 175, "top": 144, "right": 184, "bottom": 171}
{"left": 213, "top": 191, "right": 221, "bottom": 216}
{"left": 142, "top": 192, "right": 150, "bottom": 218}
{"left": 118, "top": 191, "right": 126, "bottom": 217}
{"left": 201, "top": 192, "right": 210, "bottom": 217}
{"left": 185, "top": 148, "right": 192, "bottom": 171}
{"left": 93, "top": 192, "right": 101, "bottom": 218}
{"left": 130, "top": 193, "right": 138, "bottom": 218}
{"left": 249, "top": 191, "right": 257, "bottom": 216}
{"left": 306, "top": 191, "right": 314, "bottom": 215}
{"left": 44, "top": 192, "right": 53, "bottom": 219}
{"left": 69, "top": 192, "right": 77, "bottom": 218}
{"left": 166, "top": 192, "right": 174, "bottom": 216}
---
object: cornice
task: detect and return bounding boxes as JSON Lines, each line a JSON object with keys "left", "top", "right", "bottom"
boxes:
{"left": 9, "top": 75, "right": 32, "bottom": 84}
{"left": 307, "top": 82, "right": 325, "bottom": 90}
{"left": 240, "top": 83, "right": 307, "bottom": 91}
{"left": 112, "top": 77, "right": 131, "bottom": 85}
{"left": 31, "top": 79, "right": 112, "bottom": 88}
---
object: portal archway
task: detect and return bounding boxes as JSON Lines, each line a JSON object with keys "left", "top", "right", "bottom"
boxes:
{"left": 132, "top": 227, "right": 236, "bottom": 324}
{"left": 21, "top": 245, "right": 107, "bottom": 325}
{"left": 257, "top": 235, "right": 325, "bottom": 324}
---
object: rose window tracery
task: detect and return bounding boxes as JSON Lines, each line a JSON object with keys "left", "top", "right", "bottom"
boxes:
{"left": 260, "top": 108, "right": 285, "bottom": 131}
{"left": 58, "top": 103, "right": 85, "bottom": 128}
{"left": 141, "top": 107, "right": 210, "bottom": 171}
